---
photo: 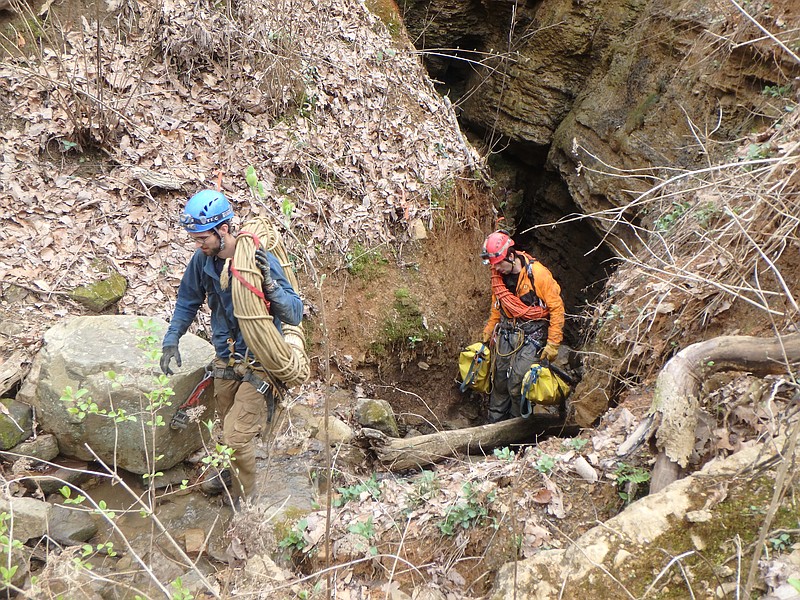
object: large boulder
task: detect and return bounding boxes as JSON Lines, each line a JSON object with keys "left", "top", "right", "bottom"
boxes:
{"left": 17, "top": 316, "right": 215, "bottom": 474}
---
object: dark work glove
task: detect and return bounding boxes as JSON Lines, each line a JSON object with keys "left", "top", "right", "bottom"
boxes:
{"left": 255, "top": 248, "right": 277, "bottom": 295}
{"left": 160, "top": 345, "right": 181, "bottom": 376}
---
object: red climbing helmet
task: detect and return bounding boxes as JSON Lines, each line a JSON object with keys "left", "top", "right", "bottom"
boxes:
{"left": 481, "top": 231, "right": 514, "bottom": 265}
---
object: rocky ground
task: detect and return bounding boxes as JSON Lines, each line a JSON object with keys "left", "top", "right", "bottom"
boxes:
{"left": 1, "top": 0, "right": 800, "bottom": 598}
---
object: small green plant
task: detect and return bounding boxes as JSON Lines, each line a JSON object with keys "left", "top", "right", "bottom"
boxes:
{"left": 407, "top": 470, "right": 440, "bottom": 507}
{"left": 562, "top": 438, "right": 588, "bottom": 452}
{"left": 170, "top": 576, "right": 194, "bottom": 600}
{"left": 745, "top": 143, "right": 770, "bottom": 162}
{"left": 493, "top": 447, "right": 516, "bottom": 462}
{"left": 438, "top": 483, "right": 496, "bottom": 536}
{"left": 788, "top": 578, "right": 800, "bottom": 592}
{"left": 201, "top": 441, "right": 235, "bottom": 472}
{"left": 769, "top": 532, "right": 792, "bottom": 551}
{"left": 597, "top": 303, "right": 622, "bottom": 328}
{"left": 0, "top": 511, "right": 23, "bottom": 584}
{"left": 763, "top": 84, "right": 792, "bottom": 98}
{"left": 534, "top": 453, "right": 556, "bottom": 474}
{"left": 348, "top": 517, "right": 378, "bottom": 556}
{"left": 59, "top": 486, "right": 86, "bottom": 506}
{"left": 744, "top": 504, "right": 767, "bottom": 516}
{"left": 614, "top": 462, "right": 651, "bottom": 503}
{"left": 406, "top": 335, "right": 423, "bottom": 348}
{"left": 347, "top": 516, "right": 375, "bottom": 540}
{"left": 278, "top": 518, "right": 308, "bottom": 554}
{"left": 655, "top": 200, "right": 691, "bottom": 232}
{"left": 334, "top": 474, "right": 381, "bottom": 507}
{"left": 693, "top": 201, "right": 720, "bottom": 228}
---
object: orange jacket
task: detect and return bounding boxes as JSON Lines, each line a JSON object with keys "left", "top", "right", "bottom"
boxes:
{"left": 482, "top": 252, "right": 564, "bottom": 346}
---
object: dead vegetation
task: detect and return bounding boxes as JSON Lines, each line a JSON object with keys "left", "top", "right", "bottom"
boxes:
{"left": 1, "top": 0, "right": 800, "bottom": 597}
{"left": 571, "top": 101, "right": 800, "bottom": 428}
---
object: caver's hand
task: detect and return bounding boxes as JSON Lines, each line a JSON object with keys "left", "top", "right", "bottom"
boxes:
{"left": 255, "top": 248, "right": 277, "bottom": 295}
{"left": 160, "top": 345, "right": 182, "bottom": 375}
{"left": 540, "top": 343, "right": 559, "bottom": 363}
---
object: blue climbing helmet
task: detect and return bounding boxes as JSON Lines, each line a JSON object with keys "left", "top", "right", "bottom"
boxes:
{"left": 180, "top": 189, "right": 234, "bottom": 233}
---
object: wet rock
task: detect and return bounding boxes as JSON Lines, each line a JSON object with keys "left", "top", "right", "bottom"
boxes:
{"left": 183, "top": 528, "right": 206, "bottom": 555}
{"left": 48, "top": 503, "right": 98, "bottom": 544}
{"left": 2, "top": 433, "right": 59, "bottom": 464}
{"left": 355, "top": 398, "right": 399, "bottom": 438}
{"left": 68, "top": 261, "right": 127, "bottom": 312}
{"left": 0, "top": 398, "right": 33, "bottom": 450}
{"left": 18, "top": 315, "right": 215, "bottom": 474}
{"left": 314, "top": 416, "right": 354, "bottom": 445}
{"left": 0, "top": 494, "right": 50, "bottom": 542}
{"left": 32, "top": 459, "right": 93, "bottom": 496}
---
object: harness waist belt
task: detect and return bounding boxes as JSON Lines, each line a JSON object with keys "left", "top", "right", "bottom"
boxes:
{"left": 211, "top": 365, "right": 276, "bottom": 422}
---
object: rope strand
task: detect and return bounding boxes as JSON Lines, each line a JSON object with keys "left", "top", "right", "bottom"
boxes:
{"left": 231, "top": 217, "right": 310, "bottom": 386}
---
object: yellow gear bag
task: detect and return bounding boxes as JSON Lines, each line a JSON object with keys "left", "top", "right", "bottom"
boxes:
{"left": 458, "top": 342, "right": 491, "bottom": 394}
{"left": 520, "top": 361, "right": 571, "bottom": 417}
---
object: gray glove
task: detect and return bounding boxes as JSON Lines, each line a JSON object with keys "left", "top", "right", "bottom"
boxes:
{"left": 160, "top": 345, "right": 181, "bottom": 376}
{"left": 255, "top": 248, "right": 277, "bottom": 295}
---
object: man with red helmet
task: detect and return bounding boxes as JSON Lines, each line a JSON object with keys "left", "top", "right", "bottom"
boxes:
{"left": 480, "top": 230, "right": 565, "bottom": 422}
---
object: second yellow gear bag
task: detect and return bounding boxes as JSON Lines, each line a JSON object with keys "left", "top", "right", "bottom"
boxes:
{"left": 520, "top": 361, "right": 571, "bottom": 417}
{"left": 458, "top": 342, "right": 491, "bottom": 394}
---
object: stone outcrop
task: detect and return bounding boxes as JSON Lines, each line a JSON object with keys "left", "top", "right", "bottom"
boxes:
{"left": 17, "top": 315, "right": 215, "bottom": 474}
{"left": 490, "top": 438, "right": 781, "bottom": 598}
{"left": 404, "top": 0, "right": 800, "bottom": 246}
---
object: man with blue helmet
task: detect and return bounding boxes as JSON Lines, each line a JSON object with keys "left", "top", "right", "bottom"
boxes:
{"left": 161, "top": 189, "right": 303, "bottom": 504}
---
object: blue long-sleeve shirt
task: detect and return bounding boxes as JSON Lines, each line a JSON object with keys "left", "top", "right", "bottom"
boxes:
{"left": 163, "top": 249, "right": 303, "bottom": 360}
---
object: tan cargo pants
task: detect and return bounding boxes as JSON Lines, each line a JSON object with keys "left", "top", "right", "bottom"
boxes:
{"left": 212, "top": 358, "right": 269, "bottom": 500}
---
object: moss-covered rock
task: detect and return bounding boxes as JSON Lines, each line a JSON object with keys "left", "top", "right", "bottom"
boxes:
{"left": 0, "top": 398, "right": 33, "bottom": 450}
{"left": 68, "top": 262, "right": 127, "bottom": 312}
{"left": 355, "top": 398, "right": 399, "bottom": 437}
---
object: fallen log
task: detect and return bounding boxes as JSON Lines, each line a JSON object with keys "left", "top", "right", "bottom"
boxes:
{"left": 650, "top": 332, "right": 800, "bottom": 493}
{"left": 357, "top": 417, "right": 578, "bottom": 471}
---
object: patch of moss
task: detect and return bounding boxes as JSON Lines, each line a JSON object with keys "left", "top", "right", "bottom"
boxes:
{"left": 566, "top": 474, "right": 799, "bottom": 599}
{"left": 380, "top": 288, "right": 446, "bottom": 354}
{"left": 68, "top": 268, "right": 127, "bottom": 312}
{"left": 346, "top": 242, "right": 388, "bottom": 281}
{"left": 364, "top": 0, "right": 404, "bottom": 39}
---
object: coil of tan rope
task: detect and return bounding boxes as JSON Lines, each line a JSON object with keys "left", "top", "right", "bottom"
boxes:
{"left": 227, "top": 216, "right": 310, "bottom": 386}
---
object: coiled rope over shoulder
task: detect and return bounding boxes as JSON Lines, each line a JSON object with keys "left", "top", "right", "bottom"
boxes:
{"left": 229, "top": 216, "right": 310, "bottom": 386}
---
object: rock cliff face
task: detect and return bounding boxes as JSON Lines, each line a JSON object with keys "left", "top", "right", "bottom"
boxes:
{"left": 403, "top": 0, "right": 800, "bottom": 246}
